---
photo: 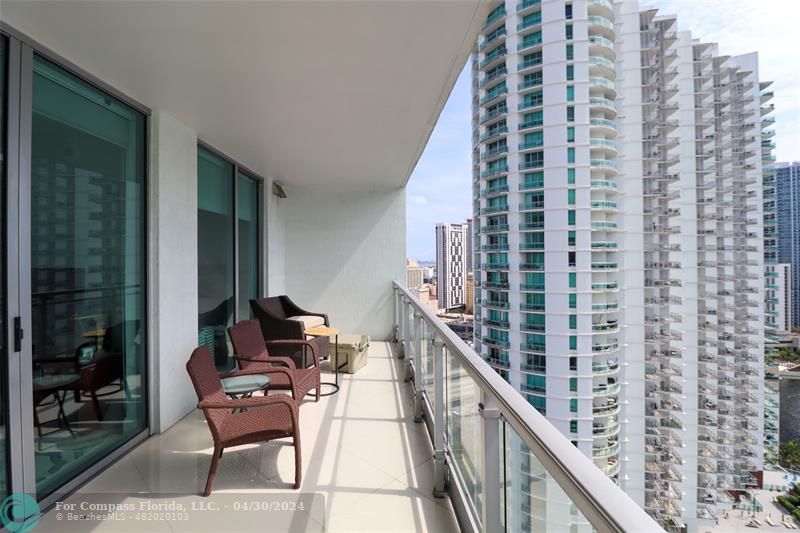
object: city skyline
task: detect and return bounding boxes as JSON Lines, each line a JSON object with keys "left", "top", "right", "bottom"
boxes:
{"left": 406, "top": 0, "right": 800, "bottom": 262}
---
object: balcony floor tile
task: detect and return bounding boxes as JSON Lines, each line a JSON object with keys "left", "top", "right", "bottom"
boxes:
{"left": 35, "top": 342, "right": 457, "bottom": 533}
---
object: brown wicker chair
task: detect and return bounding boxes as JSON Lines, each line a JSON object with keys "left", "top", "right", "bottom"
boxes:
{"left": 186, "top": 346, "right": 302, "bottom": 496}
{"left": 228, "top": 320, "right": 321, "bottom": 403}
{"left": 249, "top": 296, "right": 330, "bottom": 368}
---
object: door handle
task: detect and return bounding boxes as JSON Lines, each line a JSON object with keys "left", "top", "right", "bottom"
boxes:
{"left": 13, "top": 316, "right": 23, "bottom": 353}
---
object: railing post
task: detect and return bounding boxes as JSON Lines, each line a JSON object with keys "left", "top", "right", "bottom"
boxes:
{"left": 480, "top": 394, "right": 502, "bottom": 533}
{"left": 432, "top": 336, "right": 447, "bottom": 498}
{"left": 413, "top": 312, "right": 424, "bottom": 423}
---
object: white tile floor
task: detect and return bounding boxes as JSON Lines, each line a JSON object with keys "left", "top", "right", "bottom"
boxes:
{"left": 34, "top": 342, "right": 460, "bottom": 533}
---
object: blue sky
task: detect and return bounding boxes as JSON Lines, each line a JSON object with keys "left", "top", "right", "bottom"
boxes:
{"left": 405, "top": 0, "right": 800, "bottom": 262}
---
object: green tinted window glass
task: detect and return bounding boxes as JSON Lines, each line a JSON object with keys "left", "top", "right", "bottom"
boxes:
{"left": 568, "top": 189, "right": 576, "bottom": 204}
{"left": 31, "top": 54, "right": 147, "bottom": 497}
{"left": 569, "top": 336, "right": 577, "bottom": 350}
{"left": 568, "top": 168, "right": 576, "bottom": 184}
{"left": 567, "top": 147, "right": 575, "bottom": 163}
{"left": 569, "top": 314, "right": 577, "bottom": 329}
{"left": 198, "top": 147, "right": 235, "bottom": 370}
{"left": 569, "top": 272, "right": 576, "bottom": 287}
{"left": 569, "top": 293, "right": 577, "bottom": 309}
{"left": 238, "top": 172, "right": 260, "bottom": 319}
{"left": 568, "top": 210, "right": 576, "bottom": 225}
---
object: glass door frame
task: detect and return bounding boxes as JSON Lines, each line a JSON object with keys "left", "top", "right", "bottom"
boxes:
{"left": 197, "top": 140, "right": 265, "bottom": 322}
{"left": 1, "top": 25, "right": 151, "bottom": 506}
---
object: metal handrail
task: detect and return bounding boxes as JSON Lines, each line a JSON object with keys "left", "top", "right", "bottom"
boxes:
{"left": 392, "top": 281, "right": 663, "bottom": 533}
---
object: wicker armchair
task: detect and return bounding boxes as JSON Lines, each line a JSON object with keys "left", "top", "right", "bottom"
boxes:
{"left": 228, "top": 319, "right": 321, "bottom": 403}
{"left": 186, "top": 346, "right": 302, "bottom": 496}
{"left": 249, "top": 296, "right": 330, "bottom": 368}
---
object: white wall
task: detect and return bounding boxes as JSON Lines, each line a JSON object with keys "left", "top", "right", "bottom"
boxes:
{"left": 148, "top": 111, "right": 199, "bottom": 433}
{"left": 280, "top": 185, "right": 406, "bottom": 340}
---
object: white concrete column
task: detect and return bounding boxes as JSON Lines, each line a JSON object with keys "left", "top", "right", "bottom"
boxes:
{"left": 148, "top": 111, "right": 199, "bottom": 433}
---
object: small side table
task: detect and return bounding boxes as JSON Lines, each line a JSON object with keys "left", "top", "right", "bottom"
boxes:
{"left": 222, "top": 375, "right": 271, "bottom": 412}
{"left": 305, "top": 326, "right": 343, "bottom": 396}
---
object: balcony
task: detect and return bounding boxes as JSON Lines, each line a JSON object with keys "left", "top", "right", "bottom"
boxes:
{"left": 48, "top": 341, "right": 457, "bottom": 532}
{"left": 0, "top": 4, "right": 660, "bottom": 532}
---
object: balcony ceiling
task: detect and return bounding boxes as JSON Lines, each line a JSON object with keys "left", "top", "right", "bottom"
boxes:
{"left": 1, "top": 1, "right": 489, "bottom": 186}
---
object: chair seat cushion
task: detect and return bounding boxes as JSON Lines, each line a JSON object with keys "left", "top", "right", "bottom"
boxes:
{"left": 287, "top": 315, "right": 325, "bottom": 329}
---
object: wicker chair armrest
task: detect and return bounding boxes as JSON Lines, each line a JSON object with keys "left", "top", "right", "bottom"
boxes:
{"left": 199, "top": 394, "right": 298, "bottom": 421}
{"left": 233, "top": 354, "right": 297, "bottom": 372}
{"left": 266, "top": 339, "right": 320, "bottom": 367}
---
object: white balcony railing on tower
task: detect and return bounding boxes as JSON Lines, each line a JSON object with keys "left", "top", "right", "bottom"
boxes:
{"left": 392, "top": 281, "right": 663, "bottom": 533}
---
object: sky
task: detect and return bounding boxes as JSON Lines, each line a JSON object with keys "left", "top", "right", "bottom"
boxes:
{"left": 405, "top": 0, "right": 800, "bottom": 262}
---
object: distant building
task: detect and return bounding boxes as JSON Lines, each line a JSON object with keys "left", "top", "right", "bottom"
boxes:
{"left": 777, "top": 162, "right": 800, "bottom": 326}
{"left": 435, "top": 223, "right": 467, "bottom": 310}
{"left": 766, "top": 263, "right": 792, "bottom": 332}
{"left": 406, "top": 259, "right": 424, "bottom": 289}
{"left": 412, "top": 285, "right": 439, "bottom": 315}
{"left": 466, "top": 218, "right": 474, "bottom": 273}
{"left": 465, "top": 272, "right": 474, "bottom": 314}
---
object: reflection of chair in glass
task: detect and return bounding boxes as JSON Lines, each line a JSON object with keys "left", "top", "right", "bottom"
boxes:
{"left": 80, "top": 320, "right": 138, "bottom": 420}
{"left": 198, "top": 296, "right": 234, "bottom": 367}
{"left": 228, "top": 320, "right": 320, "bottom": 404}
{"left": 186, "top": 346, "right": 301, "bottom": 496}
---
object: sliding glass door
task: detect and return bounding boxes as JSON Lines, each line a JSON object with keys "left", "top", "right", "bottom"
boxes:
{"left": 238, "top": 171, "right": 260, "bottom": 319}
{"left": 197, "top": 147, "right": 262, "bottom": 371}
{"left": 0, "top": 34, "right": 10, "bottom": 504}
{"left": 29, "top": 54, "right": 147, "bottom": 497}
{"left": 0, "top": 32, "right": 149, "bottom": 502}
{"left": 197, "top": 147, "right": 235, "bottom": 370}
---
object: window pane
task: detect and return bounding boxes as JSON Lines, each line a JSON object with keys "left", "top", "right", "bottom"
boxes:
{"left": 31, "top": 54, "right": 147, "bottom": 497}
{"left": 198, "top": 147, "right": 235, "bottom": 370}
{"left": 237, "top": 172, "right": 259, "bottom": 319}
{"left": 0, "top": 36, "right": 7, "bottom": 501}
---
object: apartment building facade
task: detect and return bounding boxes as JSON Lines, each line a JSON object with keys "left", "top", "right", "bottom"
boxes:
{"left": 436, "top": 222, "right": 468, "bottom": 310}
{"left": 776, "top": 162, "right": 800, "bottom": 327}
{"left": 471, "top": 0, "right": 770, "bottom": 530}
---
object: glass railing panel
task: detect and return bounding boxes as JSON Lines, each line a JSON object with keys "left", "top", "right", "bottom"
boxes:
{"left": 502, "top": 420, "right": 591, "bottom": 532}
{"left": 445, "top": 346, "right": 484, "bottom": 517}
{"left": 421, "top": 320, "right": 435, "bottom": 398}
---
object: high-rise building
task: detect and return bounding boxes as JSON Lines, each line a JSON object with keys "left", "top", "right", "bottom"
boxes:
{"left": 406, "top": 259, "right": 425, "bottom": 289}
{"left": 471, "top": 1, "right": 770, "bottom": 529}
{"left": 776, "top": 162, "right": 800, "bottom": 327}
{"left": 466, "top": 272, "right": 475, "bottom": 314}
{"left": 765, "top": 263, "right": 792, "bottom": 332}
{"left": 466, "top": 218, "right": 475, "bottom": 273}
{"left": 436, "top": 223, "right": 467, "bottom": 310}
